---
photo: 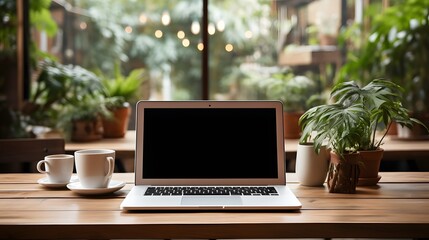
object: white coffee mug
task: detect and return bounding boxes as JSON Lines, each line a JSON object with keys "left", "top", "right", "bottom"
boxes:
{"left": 74, "top": 149, "right": 115, "bottom": 188}
{"left": 36, "top": 154, "right": 74, "bottom": 184}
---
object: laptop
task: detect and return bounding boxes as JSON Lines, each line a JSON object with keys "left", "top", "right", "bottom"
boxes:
{"left": 120, "top": 100, "right": 302, "bottom": 211}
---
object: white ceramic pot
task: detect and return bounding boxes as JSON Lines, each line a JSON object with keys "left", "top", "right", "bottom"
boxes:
{"left": 296, "top": 143, "right": 329, "bottom": 186}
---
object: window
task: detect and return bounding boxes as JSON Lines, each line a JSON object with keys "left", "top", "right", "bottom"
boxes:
{"left": 35, "top": 0, "right": 299, "bottom": 101}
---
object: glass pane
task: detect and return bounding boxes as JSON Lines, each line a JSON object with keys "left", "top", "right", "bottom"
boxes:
{"left": 39, "top": 0, "right": 202, "bottom": 100}
{"left": 208, "top": 0, "right": 279, "bottom": 100}
{"left": 208, "top": 0, "right": 341, "bottom": 111}
{"left": 37, "top": 0, "right": 341, "bottom": 104}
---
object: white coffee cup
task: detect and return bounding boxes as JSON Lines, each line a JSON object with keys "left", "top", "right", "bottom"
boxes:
{"left": 36, "top": 154, "right": 74, "bottom": 184}
{"left": 74, "top": 149, "right": 115, "bottom": 188}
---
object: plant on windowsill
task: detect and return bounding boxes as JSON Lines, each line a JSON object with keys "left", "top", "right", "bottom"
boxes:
{"left": 266, "top": 71, "right": 326, "bottom": 139}
{"left": 299, "top": 79, "right": 428, "bottom": 192}
{"left": 23, "top": 58, "right": 107, "bottom": 140}
{"left": 99, "top": 62, "right": 147, "bottom": 138}
{"left": 57, "top": 94, "right": 111, "bottom": 142}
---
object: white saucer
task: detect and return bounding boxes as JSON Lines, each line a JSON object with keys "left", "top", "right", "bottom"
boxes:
{"left": 37, "top": 176, "right": 78, "bottom": 188}
{"left": 66, "top": 180, "right": 126, "bottom": 195}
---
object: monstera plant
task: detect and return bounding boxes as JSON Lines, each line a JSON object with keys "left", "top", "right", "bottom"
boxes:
{"left": 299, "top": 79, "right": 427, "bottom": 192}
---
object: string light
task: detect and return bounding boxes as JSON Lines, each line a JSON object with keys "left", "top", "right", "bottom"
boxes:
{"left": 125, "top": 26, "right": 133, "bottom": 33}
{"left": 155, "top": 30, "right": 163, "bottom": 38}
{"left": 216, "top": 20, "right": 225, "bottom": 32}
{"left": 177, "top": 30, "right": 185, "bottom": 39}
{"left": 208, "top": 23, "right": 216, "bottom": 35}
{"left": 197, "top": 42, "right": 204, "bottom": 51}
{"left": 161, "top": 10, "right": 171, "bottom": 26}
{"left": 191, "top": 20, "right": 200, "bottom": 35}
{"left": 182, "top": 38, "right": 190, "bottom": 47}
{"left": 139, "top": 13, "right": 148, "bottom": 24}
{"left": 63, "top": 2, "right": 243, "bottom": 54}
{"left": 244, "top": 30, "right": 253, "bottom": 39}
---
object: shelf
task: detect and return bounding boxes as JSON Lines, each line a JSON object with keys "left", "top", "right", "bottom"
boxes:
{"left": 278, "top": 45, "right": 341, "bottom": 66}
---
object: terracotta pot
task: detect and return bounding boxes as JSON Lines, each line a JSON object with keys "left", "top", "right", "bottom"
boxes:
{"left": 103, "top": 105, "right": 131, "bottom": 138}
{"left": 318, "top": 34, "right": 337, "bottom": 46}
{"left": 358, "top": 148, "right": 384, "bottom": 186}
{"left": 327, "top": 152, "right": 360, "bottom": 194}
{"left": 71, "top": 117, "right": 104, "bottom": 142}
{"left": 283, "top": 111, "right": 303, "bottom": 139}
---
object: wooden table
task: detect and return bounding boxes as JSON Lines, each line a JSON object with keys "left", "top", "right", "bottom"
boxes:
{"left": 66, "top": 131, "right": 429, "bottom": 162}
{"left": 65, "top": 131, "right": 136, "bottom": 159}
{"left": 286, "top": 136, "right": 429, "bottom": 161}
{"left": 0, "top": 172, "right": 428, "bottom": 239}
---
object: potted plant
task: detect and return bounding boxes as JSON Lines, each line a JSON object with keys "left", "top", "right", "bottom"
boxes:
{"left": 300, "top": 101, "right": 368, "bottom": 193}
{"left": 100, "top": 63, "right": 146, "bottom": 138}
{"left": 23, "top": 58, "right": 107, "bottom": 139}
{"left": 58, "top": 94, "right": 111, "bottom": 142}
{"left": 266, "top": 72, "right": 324, "bottom": 139}
{"left": 330, "top": 79, "right": 428, "bottom": 185}
{"left": 300, "top": 79, "right": 428, "bottom": 192}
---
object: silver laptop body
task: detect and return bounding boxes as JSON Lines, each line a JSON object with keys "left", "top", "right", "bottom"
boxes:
{"left": 120, "top": 100, "right": 302, "bottom": 211}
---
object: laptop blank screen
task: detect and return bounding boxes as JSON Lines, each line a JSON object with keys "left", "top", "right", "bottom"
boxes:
{"left": 142, "top": 108, "right": 279, "bottom": 179}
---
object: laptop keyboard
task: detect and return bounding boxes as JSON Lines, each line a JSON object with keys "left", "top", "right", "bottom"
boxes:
{"left": 144, "top": 186, "right": 279, "bottom": 196}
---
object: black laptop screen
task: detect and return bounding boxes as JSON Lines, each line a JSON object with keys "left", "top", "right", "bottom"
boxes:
{"left": 142, "top": 108, "right": 279, "bottom": 179}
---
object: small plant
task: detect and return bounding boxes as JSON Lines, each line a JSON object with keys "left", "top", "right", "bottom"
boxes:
{"left": 61, "top": 95, "right": 110, "bottom": 122}
{"left": 98, "top": 62, "right": 146, "bottom": 138}
{"left": 266, "top": 72, "right": 323, "bottom": 112}
{"left": 57, "top": 94, "right": 111, "bottom": 140}
{"left": 100, "top": 62, "right": 146, "bottom": 109}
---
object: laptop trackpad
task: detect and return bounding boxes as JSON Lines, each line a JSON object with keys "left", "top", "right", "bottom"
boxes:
{"left": 181, "top": 196, "right": 242, "bottom": 206}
